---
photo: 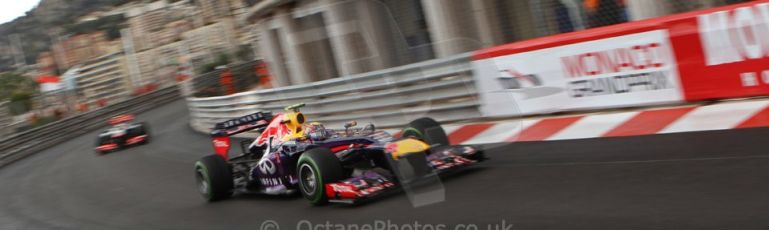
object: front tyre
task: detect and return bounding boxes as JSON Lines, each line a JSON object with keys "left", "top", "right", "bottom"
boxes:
{"left": 401, "top": 117, "right": 449, "bottom": 146}
{"left": 297, "top": 148, "right": 344, "bottom": 205}
{"left": 95, "top": 136, "right": 110, "bottom": 155}
{"left": 194, "top": 155, "right": 233, "bottom": 202}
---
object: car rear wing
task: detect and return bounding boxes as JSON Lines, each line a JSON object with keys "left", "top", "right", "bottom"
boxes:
{"left": 109, "top": 114, "right": 134, "bottom": 125}
{"left": 210, "top": 111, "right": 273, "bottom": 160}
{"left": 210, "top": 111, "right": 273, "bottom": 137}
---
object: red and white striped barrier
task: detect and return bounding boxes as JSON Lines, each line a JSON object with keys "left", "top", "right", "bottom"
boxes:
{"left": 439, "top": 99, "right": 769, "bottom": 145}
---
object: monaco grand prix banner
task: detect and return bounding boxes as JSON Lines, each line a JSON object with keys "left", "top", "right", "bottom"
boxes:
{"left": 473, "top": 0, "right": 769, "bottom": 117}
{"left": 472, "top": 30, "right": 683, "bottom": 117}
{"left": 675, "top": 1, "right": 769, "bottom": 101}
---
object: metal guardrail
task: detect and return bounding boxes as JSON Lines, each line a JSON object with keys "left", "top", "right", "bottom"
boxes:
{"left": 185, "top": 53, "right": 481, "bottom": 134}
{"left": 0, "top": 86, "right": 181, "bottom": 168}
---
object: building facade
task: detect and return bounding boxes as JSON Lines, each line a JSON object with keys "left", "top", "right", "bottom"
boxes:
{"left": 128, "top": 41, "right": 186, "bottom": 87}
{"left": 244, "top": 0, "right": 749, "bottom": 88}
{"left": 36, "top": 52, "right": 58, "bottom": 75}
{"left": 197, "top": 0, "right": 241, "bottom": 24}
{"left": 51, "top": 31, "right": 112, "bottom": 70}
{"left": 181, "top": 18, "right": 240, "bottom": 66}
{"left": 246, "top": 0, "right": 544, "bottom": 87}
{"left": 74, "top": 53, "right": 133, "bottom": 105}
{"left": 27, "top": 0, "right": 253, "bottom": 108}
{"left": 127, "top": 1, "right": 175, "bottom": 52}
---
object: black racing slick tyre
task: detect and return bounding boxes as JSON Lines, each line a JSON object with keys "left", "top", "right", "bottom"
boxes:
{"left": 95, "top": 136, "right": 110, "bottom": 155}
{"left": 194, "top": 155, "right": 234, "bottom": 202}
{"left": 401, "top": 117, "right": 450, "bottom": 146}
{"left": 138, "top": 122, "right": 150, "bottom": 144}
{"left": 297, "top": 148, "right": 344, "bottom": 205}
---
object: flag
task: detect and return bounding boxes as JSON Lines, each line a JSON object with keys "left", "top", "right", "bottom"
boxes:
{"left": 37, "top": 75, "right": 63, "bottom": 92}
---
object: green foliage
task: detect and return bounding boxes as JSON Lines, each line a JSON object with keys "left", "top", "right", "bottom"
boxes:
{"left": 0, "top": 73, "right": 37, "bottom": 115}
{"left": 235, "top": 44, "right": 255, "bottom": 63}
{"left": 9, "top": 91, "right": 32, "bottom": 102}
{"left": 114, "top": 0, "right": 140, "bottom": 6}
{"left": 63, "top": 14, "right": 126, "bottom": 39}
{"left": 8, "top": 92, "right": 33, "bottom": 115}
{"left": 197, "top": 53, "right": 232, "bottom": 74}
{"left": 0, "top": 73, "right": 38, "bottom": 101}
{"left": 35, "top": 116, "right": 59, "bottom": 126}
{"left": 214, "top": 53, "right": 231, "bottom": 66}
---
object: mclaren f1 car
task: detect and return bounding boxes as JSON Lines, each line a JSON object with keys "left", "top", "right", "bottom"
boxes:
{"left": 95, "top": 114, "right": 151, "bottom": 154}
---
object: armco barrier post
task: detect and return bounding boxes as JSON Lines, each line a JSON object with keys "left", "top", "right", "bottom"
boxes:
{"left": 179, "top": 80, "right": 195, "bottom": 97}
{"left": 0, "top": 101, "right": 10, "bottom": 138}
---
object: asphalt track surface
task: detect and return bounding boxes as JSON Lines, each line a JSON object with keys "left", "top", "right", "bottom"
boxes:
{"left": 1, "top": 99, "right": 768, "bottom": 230}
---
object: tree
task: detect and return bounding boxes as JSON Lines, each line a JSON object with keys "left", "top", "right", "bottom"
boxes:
{"left": 235, "top": 44, "right": 255, "bottom": 63}
{"left": 63, "top": 14, "right": 126, "bottom": 40}
{"left": 197, "top": 53, "right": 231, "bottom": 74}
{"left": 8, "top": 91, "right": 33, "bottom": 115}
{"left": 0, "top": 72, "right": 38, "bottom": 115}
{"left": 0, "top": 72, "right": 38, "bottom": 101}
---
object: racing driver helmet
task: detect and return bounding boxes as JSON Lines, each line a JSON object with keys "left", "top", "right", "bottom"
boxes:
{"left": 305, "top": 122, "right": 330, "bottom": 141}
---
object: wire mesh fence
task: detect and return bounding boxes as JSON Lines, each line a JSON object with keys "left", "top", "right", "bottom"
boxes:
{"left": 524, "top": 0, "right": 753, "bottom": 37}
{"left": 448, "top": 0, "right": 754, "bottom": 46}
{"left": 190, "top": 60, "right": 267, "bottom": 97}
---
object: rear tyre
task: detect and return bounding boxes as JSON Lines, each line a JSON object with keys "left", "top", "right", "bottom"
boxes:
{"left": 115, "top": 136, "right": 127, "bottom": 149}
{"left": 401, "top": 117, "right": 449, "bottom": 146}
{"left": 195, "top": 155, "right": 234, "bottom": 202}
{"left": 138, "top": 122, "right": 151, "bottom": 144}
{"left": 297, "top": 148, "right": 344, "bottom": 205}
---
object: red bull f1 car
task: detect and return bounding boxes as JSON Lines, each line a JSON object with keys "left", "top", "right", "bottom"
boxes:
{"left": 194, "top": 104, "right": 485, "bottom": 205}
{"left": 95, "top": 114, "right": 151, "bottom": 154}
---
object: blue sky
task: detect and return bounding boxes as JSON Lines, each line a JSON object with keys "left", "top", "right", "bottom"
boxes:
{"left": 0, "top": 0, "right": 42, "bottom": 24}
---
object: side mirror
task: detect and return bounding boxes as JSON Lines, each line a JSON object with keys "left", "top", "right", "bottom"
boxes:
{"left": 284, "top": 103, "right": 306, "bottom": 112}
{"left": 344, "top": 121, "right": 358, "bottom": 136}
{"left": 362, "top": 123, "right": 376, "bottom": 135}
{"left": 344, "top": 121, "right": 358, "bottom": 128}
